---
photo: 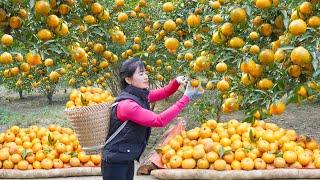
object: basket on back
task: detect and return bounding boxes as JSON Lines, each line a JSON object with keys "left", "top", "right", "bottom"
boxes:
{"left": 64, "top": 102, "right": 112, "bottom": 155}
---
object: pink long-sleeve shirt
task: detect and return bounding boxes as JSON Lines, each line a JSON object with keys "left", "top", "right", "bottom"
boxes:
{"left": 116, "top": 79, "right": 190, "bottom": 127}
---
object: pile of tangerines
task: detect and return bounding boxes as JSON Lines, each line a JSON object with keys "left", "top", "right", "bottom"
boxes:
{"left": 160, "top": 119, "right": 320, "bottom": 170}
{"left": 65, "top": 86, "right": 115, "bottom": 109}
{"left": 0, "top": 125, "right": 101, "bottom": 170}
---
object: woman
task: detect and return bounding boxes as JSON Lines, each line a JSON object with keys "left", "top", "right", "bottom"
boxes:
{"left": 102, "top": 58, "right": 203, "bottom": 180}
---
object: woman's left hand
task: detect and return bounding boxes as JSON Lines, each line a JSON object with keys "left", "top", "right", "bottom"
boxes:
{"left": 176, "top": 76, "right": 188, "bottom": 86}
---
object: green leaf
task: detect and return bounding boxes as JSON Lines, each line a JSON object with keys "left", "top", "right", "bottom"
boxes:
{"left": 249, "top": 129, "right": 256, "bottom": 143}
{"left": 280, "top": 46, "right": 295, "bottom": 51}
{"left": 218, "top": 146, "right": 225, "bottom": 159}
{"left": 224, "top": 150, "right": 232, "bottom": 155}
{"left": 276, "top": 152, "right": 283, "bottom": 158}
{"left": 43, "top": 40, "right": 56, "bottom": 45}
{"left": 244, "top": 146, "right": 253, "bottom": 153}
{"left": 155, "top": 147, "right": 162, "bottom": 154}
{"left": 287, "top": 93, "right": 298, "bottom": 104}
{"left": 29, "top": 0, "right": 35, "bottom": 9}
{"left": 244, "top": 5, "right": 251, "bottom": 17}
{"left": 306, "top": 86, "right": 313, "bottom": 96}
{"left": 311, "top": 51, "right": 319, "bottom": 71}
{"left": 80, "top": 94, "right": 87, "bottom": 106}
{"left": 313, "top": 69, "right": 320, "bottom": 79}
{"left": 93, "top": 30, "right": 105, "bottom": 37}
{"left": 22, "top": 148, "right": 27, "bottom": 160}
{"left": 243, "top": 115, "right": 254, "bottom": 123}
{"left": 269, "top": 150, "right": 277, "bottom": 154}
{"left": 43, "top": 147, "right": 51, "bottom": 154}
{"left": 48, "top": 133, "right": 56, "bottom": 146}
{"left": 70, "top": 152, "right": 78, "bottom": 158}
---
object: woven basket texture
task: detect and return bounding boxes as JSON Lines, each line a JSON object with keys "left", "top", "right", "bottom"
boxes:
{"left": 65, "top": 102, "right": 112, "bottom": 154}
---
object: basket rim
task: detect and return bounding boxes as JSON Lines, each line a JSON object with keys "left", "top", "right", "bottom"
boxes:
{"left": 64, "top": 101, "right": 114, "bottom": 113}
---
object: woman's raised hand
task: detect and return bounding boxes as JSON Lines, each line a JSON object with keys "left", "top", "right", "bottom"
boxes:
{"left": 183, "top": 81, "right": 204, "bottom": 100}
{"left": 176, "top": 75, "right": 188, "bottom": 86}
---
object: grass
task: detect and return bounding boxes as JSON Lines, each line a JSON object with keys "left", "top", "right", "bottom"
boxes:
{"left": 1, "top": 106, "right": 69, "bottom": 127}
{"left": 0, "top": 86, "right": 69, "bottom": 128}
{"left": 0, "top": 108, "right": 11, "bottom": 125}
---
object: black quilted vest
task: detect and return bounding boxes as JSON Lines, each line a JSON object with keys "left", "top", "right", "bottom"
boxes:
{"left": 102, "top": 91, "right": 151, "bottom": 163}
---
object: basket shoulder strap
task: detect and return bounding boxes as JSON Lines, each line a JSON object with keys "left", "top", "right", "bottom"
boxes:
{"left": 104, "top": 120, "right": 128, "bottom": 146}
{"left": 103, "top": 101, "right": 127, "bottom": 146}
{"left": 111, "top": 102, "right": 119, "bottom": 107}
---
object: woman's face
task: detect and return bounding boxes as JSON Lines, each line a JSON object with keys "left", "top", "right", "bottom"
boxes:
{"left": 126, "top": 66, "right": 149, "bottom": 89}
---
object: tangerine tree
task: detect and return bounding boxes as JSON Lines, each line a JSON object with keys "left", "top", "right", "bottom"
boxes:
{"left": 0, "top": 0, "right": 319, "bottom": 120}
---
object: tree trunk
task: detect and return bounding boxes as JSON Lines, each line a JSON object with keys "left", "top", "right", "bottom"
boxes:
{"left": 46, "top": 91, "right": 53, "bottom": 105}
{"left": 19, "top": 89, "right": 23, "bottom": 99}
{"left": 217, "top": 110, "right": 221, "bottom": 122}
{"left": 216, "top": 95, "right": 224, "bottom": 122}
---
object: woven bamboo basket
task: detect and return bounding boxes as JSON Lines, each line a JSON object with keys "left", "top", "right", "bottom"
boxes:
{"left": 64, "top": 102, "right": 113, "bottom": 155}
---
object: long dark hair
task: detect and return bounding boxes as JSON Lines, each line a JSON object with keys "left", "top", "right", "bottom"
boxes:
{"left": 119, "top": 58, "right": 145, "bottom": 90}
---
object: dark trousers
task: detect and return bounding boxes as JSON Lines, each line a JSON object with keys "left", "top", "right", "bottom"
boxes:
{"left": 101, "top": 159, "right": 134, "bottom": 180}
